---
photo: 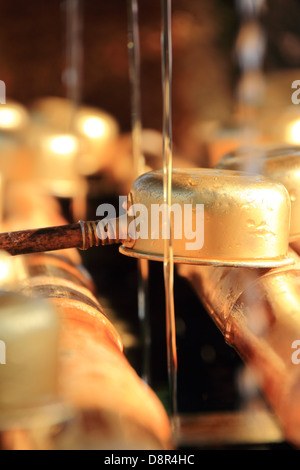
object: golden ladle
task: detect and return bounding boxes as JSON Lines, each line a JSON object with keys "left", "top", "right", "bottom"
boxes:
{"left": 217, "top": 145, "right": 300, "bottom": 241}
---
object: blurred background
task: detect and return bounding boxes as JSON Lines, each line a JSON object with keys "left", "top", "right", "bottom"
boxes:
{"left": 1, "top": 0, "right": 300, "bottom": 156}
{"left": 0, "top": 0, "right": 300, "bottom": 449}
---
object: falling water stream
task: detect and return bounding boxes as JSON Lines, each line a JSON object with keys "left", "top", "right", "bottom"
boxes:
{"left": 127, "top": 0, "right": 178, "bottom": 419}
{"left": 64, "top": 0, "right": 87, "bottom": 221}
{"left": 65, "top": 0, "right": 83, "bottom": 132}
{"left": 127, "top": 0, "right": 151, "bottom": 385}
{"left": 161, "top": 0, "right": 178, "bottom": 423}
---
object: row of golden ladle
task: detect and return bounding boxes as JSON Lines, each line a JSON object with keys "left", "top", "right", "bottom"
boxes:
{"left": 0, "top": 143, "right": 298, "bottom": 269}
{"left": 1, "top": 96, "right": 297, "bottom": 272}
{"left": 119, "top": 144, "right": 300, "bottom": 269}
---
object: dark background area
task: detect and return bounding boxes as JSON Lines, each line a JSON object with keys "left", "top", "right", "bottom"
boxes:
{"left": 0, "top": 0, "right": 236, "bottom": 132}
{"left": 0, "top": 0, "right": 300, "bottom": 157}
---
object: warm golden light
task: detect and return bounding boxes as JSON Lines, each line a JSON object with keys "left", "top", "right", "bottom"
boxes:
{"left": 37, "top": 133, "right": 82, "bottom": 198}
{"left": 0, "top": 109, "right": 22, "bottom": 130}
{"left": 48, "top": 135, "right": 78, "bottom": 156}
{"left": 0, "top": 102, "right": 29, "bottom": 131}
{"left": 0, "top": 259, "right": 10, "bottom": 282}
{"left": 82, "top": 116, "right": 107, "bottom": 139}
{"left": 76, "top": 107, "right": 119, "bottom": 144}
{"left": 287, "top": 120, "right": 300, "bottom": 145}
{"left": 0, "top": 251, "right": 26, "bottom": 290}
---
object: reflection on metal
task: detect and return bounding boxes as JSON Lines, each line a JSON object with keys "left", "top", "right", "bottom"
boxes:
{"left": 9, "top": 252, "right": 172, "bottom": 450}
{"left": 178, "top": 249, "right": 300, "bottom": 447}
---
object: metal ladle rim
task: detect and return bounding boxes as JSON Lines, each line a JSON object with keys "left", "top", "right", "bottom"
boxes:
{"left": 119, "top": 246, "right": 295, "bottom": 268}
